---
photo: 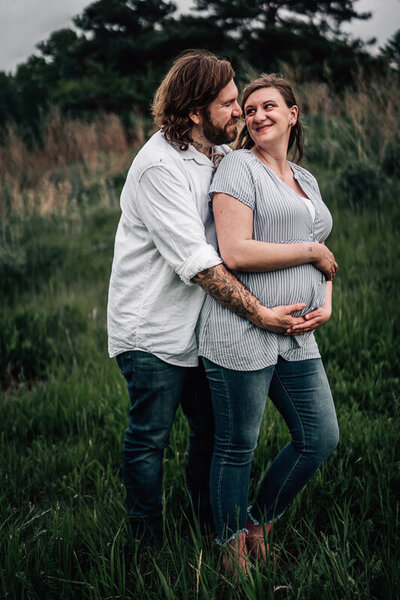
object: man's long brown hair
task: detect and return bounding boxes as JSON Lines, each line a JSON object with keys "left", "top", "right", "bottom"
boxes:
{"left": 152, "top": 51, "right": 235, "bottom": 150}
{"left": 235, "top": 74, "right": 304, "bottom": 163}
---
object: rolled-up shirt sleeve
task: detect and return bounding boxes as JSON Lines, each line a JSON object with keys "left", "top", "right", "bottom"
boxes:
{"left": 134, "top": 162, "right": 222, "bottom": 285}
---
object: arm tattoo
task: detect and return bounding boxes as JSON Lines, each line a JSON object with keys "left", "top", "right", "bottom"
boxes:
{"left": 192, "top": 264, "right": 265, "bottom": 328}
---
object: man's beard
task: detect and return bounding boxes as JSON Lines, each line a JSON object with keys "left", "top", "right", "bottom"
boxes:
{"left": 201, "top": 109, "right": 238, "bottom": 145}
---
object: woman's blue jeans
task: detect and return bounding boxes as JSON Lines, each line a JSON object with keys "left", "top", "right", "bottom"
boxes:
{"left": 202, "top": 356, "right": 339, "bottom": 544}
{"left": 117, "top": 351, "right": 214, "bottom": 548}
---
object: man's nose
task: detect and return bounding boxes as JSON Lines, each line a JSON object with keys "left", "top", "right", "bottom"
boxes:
{"left": 232, "top": 101, "right": 242, "bottom": 117}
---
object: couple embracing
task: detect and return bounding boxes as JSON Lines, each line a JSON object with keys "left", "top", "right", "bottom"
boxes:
{"left": 107, "top": 51, "right": 339, "bottom": 574}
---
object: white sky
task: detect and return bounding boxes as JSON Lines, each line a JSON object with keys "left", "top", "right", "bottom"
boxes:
{"left": 0, "top": 0, "right": 399, "bottom": 73}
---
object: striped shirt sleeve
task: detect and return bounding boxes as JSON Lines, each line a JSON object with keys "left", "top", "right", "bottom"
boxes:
{"left": 209, "top": 150, "right": 257, "bottom": 210}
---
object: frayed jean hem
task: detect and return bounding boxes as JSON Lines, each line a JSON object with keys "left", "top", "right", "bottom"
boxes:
{"left": 247, "top": 506, "right": 284, "bottom": 527}
{"left": 214, "top": 528, "right": 248, "bottom": 547}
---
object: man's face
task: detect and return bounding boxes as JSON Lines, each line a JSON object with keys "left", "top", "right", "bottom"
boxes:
{"left": 200, "top": 79, "right": 242, "bottom": 145}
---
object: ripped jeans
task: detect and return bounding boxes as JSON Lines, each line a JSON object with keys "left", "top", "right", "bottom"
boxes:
{"left": 202, "top": 356, "right": 339, "bottom": 545}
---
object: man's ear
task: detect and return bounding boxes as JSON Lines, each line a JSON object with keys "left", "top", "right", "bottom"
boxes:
{"left": 189, "top": 110, "right": 201, "bottom": 125}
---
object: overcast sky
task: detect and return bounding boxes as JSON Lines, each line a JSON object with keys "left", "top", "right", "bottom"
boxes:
{"left": 1, "top": 0, "right": 399, "bottom": 73}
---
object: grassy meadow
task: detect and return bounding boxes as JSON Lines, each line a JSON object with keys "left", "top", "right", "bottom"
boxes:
{"left": 1, "top": 76, "right": 399, "bottom": 599}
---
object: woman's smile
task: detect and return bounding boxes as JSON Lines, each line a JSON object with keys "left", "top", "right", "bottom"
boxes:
{"left": 254, "top": 122, "right": 273, "bottom": 132}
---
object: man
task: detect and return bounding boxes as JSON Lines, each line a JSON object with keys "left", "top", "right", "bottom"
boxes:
{"left": 107, "top": 51, "right": 305, "bottom": 549}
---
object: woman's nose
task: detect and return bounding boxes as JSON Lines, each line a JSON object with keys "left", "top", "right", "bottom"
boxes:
{"left": 254, "top": 107, "right": 265, "bottom": 122}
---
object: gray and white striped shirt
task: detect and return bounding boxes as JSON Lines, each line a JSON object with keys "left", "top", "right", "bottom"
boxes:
{"left": 197, "top": 149, "right": 333, "bottom": 371}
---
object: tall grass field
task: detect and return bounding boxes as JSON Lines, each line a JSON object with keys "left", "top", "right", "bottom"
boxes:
{"left": 1, "top": 77, "right": 399, "bottom": 599}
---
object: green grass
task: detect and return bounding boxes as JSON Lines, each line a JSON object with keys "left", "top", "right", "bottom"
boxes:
{"left": 1, "top": 144, "right": 399, "bottom": 598}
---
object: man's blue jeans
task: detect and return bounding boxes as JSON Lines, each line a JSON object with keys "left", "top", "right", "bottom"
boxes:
{"left": 202, "top": 356, "right": 339, "bottom": 544}
{"left": 117, "top": 350, "right": 214, "bottom": 547}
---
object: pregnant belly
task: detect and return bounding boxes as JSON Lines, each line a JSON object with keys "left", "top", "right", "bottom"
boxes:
{"left": 237, "top": 264, "right": 327, "bottom": 316}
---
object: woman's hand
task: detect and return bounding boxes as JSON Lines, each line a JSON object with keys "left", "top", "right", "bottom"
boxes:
{"left": 260, "top": 303, "right": 307, "bottom": 333}
{"left": 285, "top": 306, "right": 331, "bottom": 334}
{"left": 311, "top": 243, "right": 338, "bottom": 281}
{"left": 285, "top": 282, "right": 333, "bottom": 334}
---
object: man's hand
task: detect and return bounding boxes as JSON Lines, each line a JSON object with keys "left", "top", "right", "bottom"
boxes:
{"left": 310, "top": 243, "right": 338, "bottom": 281}
{"left": 260, "top": 303, "right": 307, "bottom": 333}
{"left": 193, "top": 265, "right": 307, "bottom": 332}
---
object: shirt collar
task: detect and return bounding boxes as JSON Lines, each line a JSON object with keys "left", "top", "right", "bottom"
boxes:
{"left": 160, "top": 131, "right": 228, "bottom": 167}
{"left": 182, "top": 143, "right": 214, "bottom": 166}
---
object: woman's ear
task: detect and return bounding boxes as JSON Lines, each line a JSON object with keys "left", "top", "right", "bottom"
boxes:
{"left": 290, "top": 105, "right": 299, "bottom": 126}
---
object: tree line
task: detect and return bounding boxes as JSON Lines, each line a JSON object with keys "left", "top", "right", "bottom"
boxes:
{"left": 0, "top": 0, "right": 399, "bottom": 140}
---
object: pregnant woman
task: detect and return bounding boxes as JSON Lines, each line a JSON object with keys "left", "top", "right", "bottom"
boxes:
{"left": 197, "top": 74, "right": 339, "bottom": 574}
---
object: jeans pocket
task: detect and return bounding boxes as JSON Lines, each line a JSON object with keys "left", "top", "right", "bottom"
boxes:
{"left": 116, "top": 351, "right": 136, "bottom": 378}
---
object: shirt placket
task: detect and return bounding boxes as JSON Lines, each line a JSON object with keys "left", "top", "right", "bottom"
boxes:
{"left": 296, "top": 173, "right": 318, "bottom": 241}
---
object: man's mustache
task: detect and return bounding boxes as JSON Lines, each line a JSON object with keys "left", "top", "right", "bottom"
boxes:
{"left": 226, "top": 117, "right": 240, "bottom": 127}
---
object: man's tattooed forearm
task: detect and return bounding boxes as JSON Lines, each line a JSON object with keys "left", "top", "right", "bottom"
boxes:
{"left": 192, "top": 265, "right": 265, "bottom": 327}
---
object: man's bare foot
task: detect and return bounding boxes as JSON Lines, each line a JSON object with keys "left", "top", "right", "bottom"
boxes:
{"left": 245, "top": 517, "right": 272, "bottom": 562}
{"left": 221, "top": 531, "right": 251, "bottom": 578}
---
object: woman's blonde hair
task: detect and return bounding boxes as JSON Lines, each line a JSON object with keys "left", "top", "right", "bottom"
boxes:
{"left": 235, "top": 74, "right": 304, "bottom": 163}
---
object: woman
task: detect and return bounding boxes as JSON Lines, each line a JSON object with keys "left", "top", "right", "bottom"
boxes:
{"left": 197, "top": 74, "right": 339, "bottom": 573}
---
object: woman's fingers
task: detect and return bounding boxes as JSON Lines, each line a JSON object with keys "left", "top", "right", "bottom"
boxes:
{"left": 294, "top": 309, "right": 322, "bottom": 326}
{"left": 285, "top": 315, "right": 322, "bottom": 334}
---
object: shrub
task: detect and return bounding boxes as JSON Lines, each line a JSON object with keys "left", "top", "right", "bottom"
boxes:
{"left": 0, "top": 240, "right": 67, "bottom": 297}
{"left": 0, "top": 247, "right": 26, "bottom": 293}
{"left": 381, "top": 137, "right": 400, "bottom": 177}
{"left": 336, "top": 161, "right": 388, "bottom": 208}
{"left": 305, "top": 136, "right": 344, "bottom": 170}
{"left": 0, "top": 305, "right": 88, "bottom": 390}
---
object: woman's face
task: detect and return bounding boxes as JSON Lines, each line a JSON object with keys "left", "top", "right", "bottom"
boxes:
{"left": 244, "top": 87, "right": 298, "bottom": 149}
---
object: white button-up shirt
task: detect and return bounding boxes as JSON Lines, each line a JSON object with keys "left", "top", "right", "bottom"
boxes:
{"left": 107, "top": 130, "right": 228, "bottom": 366}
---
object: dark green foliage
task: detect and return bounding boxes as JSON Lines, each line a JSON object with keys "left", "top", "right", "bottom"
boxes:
{"left": 305, "top": 136, "right": 344, "bottom": 170}
{"left": 37, "top": 28, "right": 82, "bottom": 80}
{"left": 0, "top": 247, "right": 26, "bottom": 293}
{"left": 0, "top": 185, "right": 121, "bottom": 391}
{"left": 336, "top": 160, "right": 388, "bottom": 207}
{"left": 0, "top": 241, "right": 67, "bottom": 297}
{"left": 46, "top": 0, "right": 179, "bottom": 117}
{"left": 380, "top": 29, "right": 400, "bottom": 71}
{"left": 0, "top": 72, "right": 20, "bottom": 126}
{"left": 0, "top": 0, "right": 389, "bottom": 138}
{"left": 194, "top": 0, "right": 378, "bottom": 89}
{"left": 382, "top": 137, "right": 400, "bottom": 177}
{"left": 0, "top": 305, "right": 87, "bottom": 389}
{"left": 195, "top": 0, "right": 371, "bottom": 31}
{"left": 12, "top": 56, "right": 54, "bottom": 139}
{"left": 108, "top": 172, "right": 127, "bottom": 195}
